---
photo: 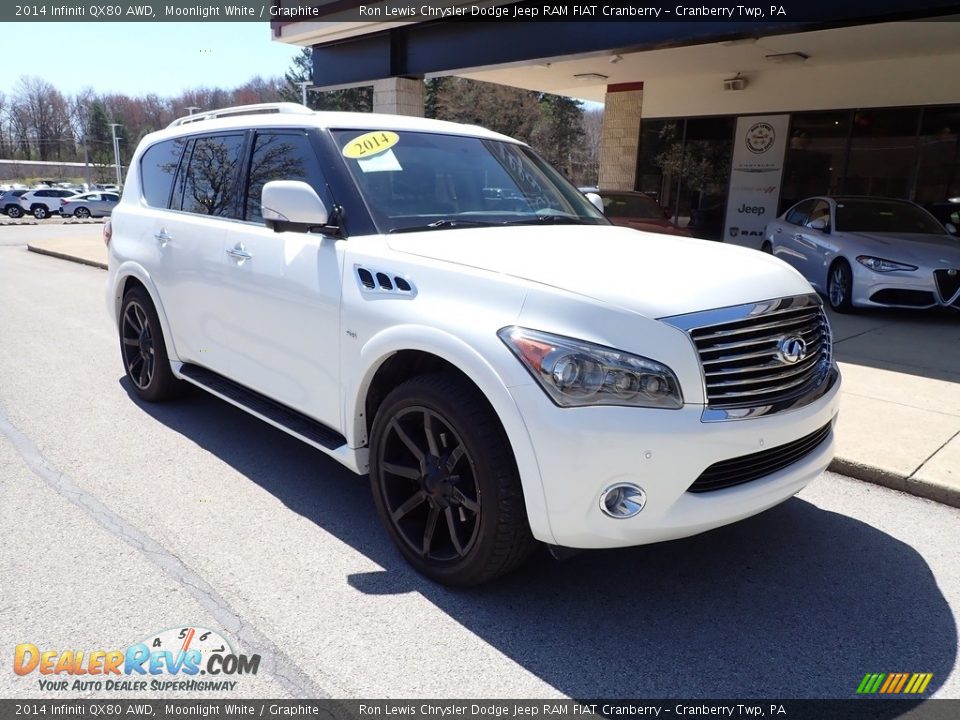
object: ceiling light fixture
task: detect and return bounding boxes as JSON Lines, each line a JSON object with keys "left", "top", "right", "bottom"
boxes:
{"left": 574, "top": 73, "right": 609, "bottom": 82}
{"left": 765, "top": 51, "right": 810, "bottom": 64}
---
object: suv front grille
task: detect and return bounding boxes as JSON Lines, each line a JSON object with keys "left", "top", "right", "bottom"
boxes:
{"left": 689, "top": 422, "right": 832, "bottom": 493}
{"left": 665, "top": 295, "right": 834, "bottom": 420}
{"left": 934, "top": 269, "right": 960, "bottom": 304}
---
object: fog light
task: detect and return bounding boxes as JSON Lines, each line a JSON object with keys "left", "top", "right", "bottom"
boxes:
{"left": 599, "top": 483, "right": 646, "bottom": 518}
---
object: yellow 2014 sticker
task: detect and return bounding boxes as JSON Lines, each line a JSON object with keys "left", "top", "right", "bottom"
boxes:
{"left": 342, "top": 131, "right": 399, "bottom": 159}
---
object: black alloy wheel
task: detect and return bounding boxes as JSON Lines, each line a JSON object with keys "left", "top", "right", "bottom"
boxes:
{"left": 119, "top": 287, "right": 182, "bottom": 401}
{"left": 377, "top": 405, "right": 483, "bottom": 563}
{"left": 369, "top": 373, "right": 535, "bottom": 586}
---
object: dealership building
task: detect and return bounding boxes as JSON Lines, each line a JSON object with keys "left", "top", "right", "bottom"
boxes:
{"left": 272, "top": 1, "right": 960, "bottom": 243}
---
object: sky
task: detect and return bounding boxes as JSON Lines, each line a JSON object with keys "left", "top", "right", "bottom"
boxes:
{"left": 2, "top": 23, "right": 303, "bottom": 98}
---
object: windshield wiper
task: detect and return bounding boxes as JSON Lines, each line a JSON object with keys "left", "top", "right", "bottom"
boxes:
{"left": 389, "top": 219, "right": 503, "bottom": 233}
{"left": 501, "top": 214, "right": 586, "bottom": 226}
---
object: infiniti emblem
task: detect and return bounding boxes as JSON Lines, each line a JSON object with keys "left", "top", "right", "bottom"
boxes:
{"left": 778, "top": 336, "right": 808, "bottom": 364}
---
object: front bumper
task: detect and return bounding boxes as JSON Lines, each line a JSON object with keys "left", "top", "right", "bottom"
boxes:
{"left": 852, "top": 264, "right": 960, "bottom": 309}
{"left": 510, "top": 368, "right": 841, "bottom": 549}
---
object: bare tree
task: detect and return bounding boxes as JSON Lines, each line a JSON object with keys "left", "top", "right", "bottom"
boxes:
{"left": 582, "top": 108, "right": 603, "bottom": 186}
{"left": 14, "top": 76, "right": 74, "bottom": 161}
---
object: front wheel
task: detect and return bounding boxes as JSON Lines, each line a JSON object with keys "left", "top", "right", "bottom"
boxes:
{"left": 828, "top": 259, "right": 854, "bottom": 313}
{"left": 119, "top": 287, "right": 183, "bottom": 402}
{"left": 7, "top": 205, "right": 23, "bottom": 218}
{"left": 369, "top": 372, "right": 536, "bottom": 586}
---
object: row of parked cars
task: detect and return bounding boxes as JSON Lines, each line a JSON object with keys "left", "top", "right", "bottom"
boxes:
{"left": 0, "top": 186, "right": 120, "bottom": 219}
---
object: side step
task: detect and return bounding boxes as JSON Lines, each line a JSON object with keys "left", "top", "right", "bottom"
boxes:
{"left": 178, "top": 363, "right": 347, "bottom": 451}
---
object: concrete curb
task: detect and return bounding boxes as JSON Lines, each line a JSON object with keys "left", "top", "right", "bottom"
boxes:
{"left": 829, "top": 457, "right": 960, "bottom": 509}
{"left": 26, "top": 244, "right": 107, "bottom": 270}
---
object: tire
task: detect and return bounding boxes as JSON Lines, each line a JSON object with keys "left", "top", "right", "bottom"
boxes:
{"left": 827, "top": 259, "right": 854, "bottom": 313}
{"left": 369, "top": 372, "right": 536, "bottom": 586}
{"left": 74, "top": 207, "right": 91, "bottom": 219}
{"left": 32, "top": 205, "right": 48, "bottom": 220}
{"left": 119, "top": 287, "right": 183, "bottom": 402}
{"left": 761, "top": 241, "right": 773, "bottom": 254}
{"left": 6, "top": 205, "right": 23, "bottom": 218}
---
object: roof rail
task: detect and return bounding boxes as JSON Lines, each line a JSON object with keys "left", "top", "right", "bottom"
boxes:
{"left": 167, "top": 102, "right": 313, "bottom": 128}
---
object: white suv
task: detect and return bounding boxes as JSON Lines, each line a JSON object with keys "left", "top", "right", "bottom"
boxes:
{"left": 106, "top": 103, "right": 841, "bottom": 585}
{"left": 20, "top": 188, "right": 78, "bottom": 219}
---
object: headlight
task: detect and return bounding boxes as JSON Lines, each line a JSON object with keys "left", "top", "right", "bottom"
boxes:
{"left": 856, "top": 255, "right": 918, "bottom": 272}
{"left": 498, "top": 327, "right": 683, "bottom": 409}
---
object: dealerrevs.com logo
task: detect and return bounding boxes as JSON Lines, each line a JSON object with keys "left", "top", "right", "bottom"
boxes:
{"left": 13, "top": 626, "right": 259, "bottom": 692}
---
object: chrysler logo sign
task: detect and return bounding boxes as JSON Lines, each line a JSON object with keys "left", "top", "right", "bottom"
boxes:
{"left": 778, "top": 336, "right": 808, "bottom": 364}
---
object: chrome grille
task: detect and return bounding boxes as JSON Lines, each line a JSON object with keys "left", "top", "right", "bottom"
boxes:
{"left": 666, "top": 295, "right": 834, "bottom": 418}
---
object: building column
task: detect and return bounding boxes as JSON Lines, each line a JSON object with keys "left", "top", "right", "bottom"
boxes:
{"left": 598, "top": 82, "right": 644, "bottom": 190}
{"left": 372, "top": 77, "right": 425, "bottom": 117}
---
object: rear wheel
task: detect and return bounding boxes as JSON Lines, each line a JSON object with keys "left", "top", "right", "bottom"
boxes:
{"left": 369, "top": 372, "right": 536, "bottom": 586}
{"left": 32, "top": 205, "right": 48, "bottom": 219}
{"left": 74, "top": 207, "right": 91, "bottom": 219}
{"left": 6, "top": 205, "right": 23, "bottom": 218}
{"left": 119, "top": 287, "right": 183, "bottom": 402}
{"left": 827, "top": 259, "right": 854, "bottom": 313}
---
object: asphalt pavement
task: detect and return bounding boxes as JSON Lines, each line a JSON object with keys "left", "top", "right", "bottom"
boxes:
{"left": 0, "top": 228, "right": 958, "bottom": 700}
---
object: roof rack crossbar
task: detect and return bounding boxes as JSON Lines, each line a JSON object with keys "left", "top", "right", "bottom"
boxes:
{"left": 167, "top": 102, "right": 313, "bottom": 128}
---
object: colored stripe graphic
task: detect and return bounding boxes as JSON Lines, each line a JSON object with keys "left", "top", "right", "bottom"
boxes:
{"left": 857, "top": 672, "right": 933, "bottom": 694}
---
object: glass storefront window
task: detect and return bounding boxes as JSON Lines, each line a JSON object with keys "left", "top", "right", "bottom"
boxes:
{"left": 843, "top": 108, "right": 920, "bottom": 198}
{"left": 636, "top": 119, "right": 678, "bottom": 211}
{"left": 915, "top": 106, "right": 960, "bottom": 204}
{"left": 780, "top": 111, "right": 851, "bottom": 213}
{"left": 676, "top": 117, "right": 734, "bottom": 240}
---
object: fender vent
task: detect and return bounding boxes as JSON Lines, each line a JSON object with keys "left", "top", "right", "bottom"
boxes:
{"left": 354, "top": 265, "right": 416, "bottom": 298}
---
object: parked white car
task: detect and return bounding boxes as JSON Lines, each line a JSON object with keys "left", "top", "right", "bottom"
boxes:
{"left": 106, "top": 103, "right": 841, "bottom": 585}
{"left": 762, "top": 196, "right": 960, "bottom": 312}
{"left": 19, "top": 188, "right": 77, "bottom": 219}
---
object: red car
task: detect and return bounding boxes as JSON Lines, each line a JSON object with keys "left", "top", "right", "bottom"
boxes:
{"left": 589, "top": 189, "right": 690, "bottom": 236}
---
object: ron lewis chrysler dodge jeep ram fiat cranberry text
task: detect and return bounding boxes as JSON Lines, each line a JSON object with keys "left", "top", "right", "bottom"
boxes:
{"left": 106, "top": 103, "right": 841, "bottom": 585}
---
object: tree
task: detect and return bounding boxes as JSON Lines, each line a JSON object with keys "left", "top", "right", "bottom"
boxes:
{"left": 87, "top": 100, "right": 113, "bottom": 182}
{"left": 531, "top": 94, "right": 585, "bottom": 180}
{"left": 431, "top": 77, "right": 541, "bottom": 142}
{"left": 14, "top": 76, "right": 74, "bottom": 161}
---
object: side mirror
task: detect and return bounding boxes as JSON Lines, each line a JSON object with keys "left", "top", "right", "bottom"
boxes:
{"left": 945, "top": 222, "right": 957, "bottom": 236}
{"left": 808, "top": 217, "right": 828, "bottom": 232}
{"left": 261, "top": 180, "right": 329, "bottom": 228}
{"left": 585, "top": 192, "right": 604, "bottom": 214}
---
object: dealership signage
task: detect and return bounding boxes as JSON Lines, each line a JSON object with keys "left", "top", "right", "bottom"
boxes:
{"left": 724, "top": 114, "right": 790, "bottom": 248}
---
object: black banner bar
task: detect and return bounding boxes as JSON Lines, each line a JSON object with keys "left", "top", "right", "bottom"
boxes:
{"left": 2, "top": 699, "right": 960, "bottom": 720}
{"left": 1, "top": 0, "right": 959, "bottom": 23}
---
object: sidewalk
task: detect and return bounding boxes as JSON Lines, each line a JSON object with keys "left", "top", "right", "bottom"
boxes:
{"left": 24, "top": 232, "right": 960, "bottom": 509}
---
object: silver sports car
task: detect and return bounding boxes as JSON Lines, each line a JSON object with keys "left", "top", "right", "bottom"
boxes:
{"left": 763, "top": 196, "right": 960, "bottom": 312}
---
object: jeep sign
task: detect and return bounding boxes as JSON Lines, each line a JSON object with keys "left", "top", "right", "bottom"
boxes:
{"left": 723, "top": 114, "right": 789, "bottom": 249}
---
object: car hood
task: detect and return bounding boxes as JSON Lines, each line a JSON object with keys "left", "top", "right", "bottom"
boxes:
{"left": 843, "top": 232, "right": 960, "bottom": 266}
{"left": 387, "top": 224, "right": 813, "bottom": 318}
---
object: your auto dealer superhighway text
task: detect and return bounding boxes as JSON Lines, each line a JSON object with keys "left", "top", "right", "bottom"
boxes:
{"left": 359, "top": 5, "right": 786, "bottom": 19}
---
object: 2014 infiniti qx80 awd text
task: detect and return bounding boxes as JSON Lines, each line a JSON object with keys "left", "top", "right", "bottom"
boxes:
{"left": 106, "top": 103, "right": 841, "bottom": 585}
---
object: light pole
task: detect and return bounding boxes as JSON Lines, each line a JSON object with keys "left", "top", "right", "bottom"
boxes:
{"left": 297, "top": 81, "right": 311, "bottom": 107}
{"left": 184, "top": 106, "right": 201, "bottom": 116}
{"left": 108, "top": 123, "right": 122, "bottom": 188}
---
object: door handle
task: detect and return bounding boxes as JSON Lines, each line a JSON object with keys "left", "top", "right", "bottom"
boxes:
{"left": 226, "top": 245, "right": 252, "bottom": 261}
{"left": 154, "top": 229, "right": 172, "bottom": 246}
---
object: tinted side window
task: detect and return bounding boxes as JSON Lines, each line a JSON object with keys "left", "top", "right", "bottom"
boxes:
{"left": 806, "top": 200, "right": 831, "bottom": 229}
{"left": 179, "top": 134, "right": 245, "bottom": 217}
{"left": 141, "top": 138, "right": 186, "bottom": 208}
{"left": 244, "top": 131, "right": 326, "bottom": 223}
{"left": 785, "top": 199, "right": 816, "bottom": 226}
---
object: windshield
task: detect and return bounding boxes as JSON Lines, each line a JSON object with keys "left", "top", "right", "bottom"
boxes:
{"left": 331, "top": 129, "right": 607, "bottom": 233}
{"left": 834, "top": 199, "right": 945, "bottom": 235}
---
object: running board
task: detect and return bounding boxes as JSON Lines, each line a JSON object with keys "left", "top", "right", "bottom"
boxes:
{"left": 176, "top": 363, "right": 366, "bottom": 474}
